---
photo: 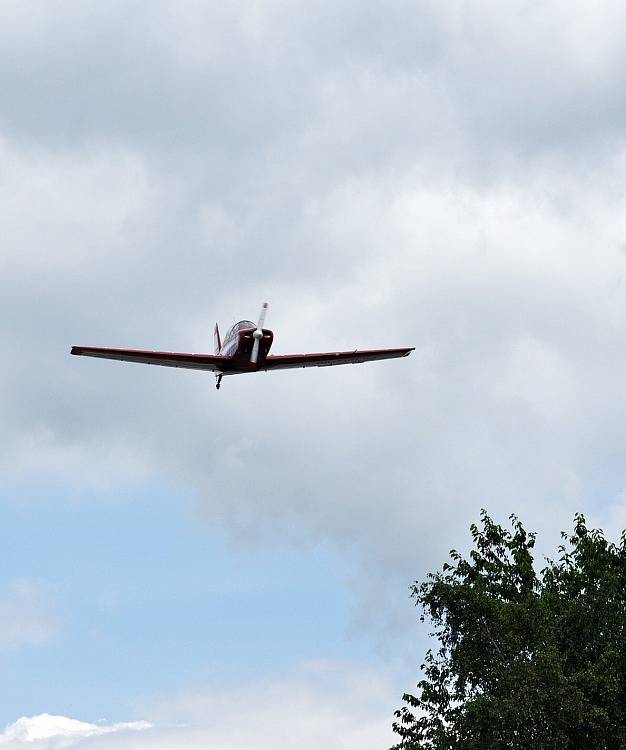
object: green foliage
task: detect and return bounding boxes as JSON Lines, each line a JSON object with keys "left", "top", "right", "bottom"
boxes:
{"left": 392, "top": 511, "right": 626, "bottom": 749}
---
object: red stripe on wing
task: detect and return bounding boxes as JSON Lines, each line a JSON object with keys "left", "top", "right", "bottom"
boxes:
{"left": 263, "top": 347, "right": 414, "bottom": 371}
{"left": 70, "top": 346, "right": 229, "bottom": 372}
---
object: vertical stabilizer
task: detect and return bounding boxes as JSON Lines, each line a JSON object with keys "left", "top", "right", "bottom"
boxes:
{"left": 214, "top": 323, "right": 221, "bottom": 354}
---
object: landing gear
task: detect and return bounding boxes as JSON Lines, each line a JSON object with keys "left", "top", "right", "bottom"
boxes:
{"left": 215, "top": 374, "right": 223, "bottom": 390}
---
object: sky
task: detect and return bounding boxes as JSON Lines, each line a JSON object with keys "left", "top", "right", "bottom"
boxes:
{"left": 2, "top": 0, "right": 626, "bottom": 747}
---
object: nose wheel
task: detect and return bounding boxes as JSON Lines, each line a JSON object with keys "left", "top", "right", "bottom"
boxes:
{"left": 215, "top": 374, "right": 223, "bottom": 390}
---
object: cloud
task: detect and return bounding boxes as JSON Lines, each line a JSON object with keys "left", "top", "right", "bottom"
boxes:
{"left": 4, "top": 1, "right": 626, "bottom": 178}
{"left": 0, "top": 662, "right": 394, "bottom": 750}
{"left": 3, "top": 0, "right": 626, "bottom": 641}
{"left": 0, "top": 580, "right": 60, "bottom": 650}
{"left": 0, "top": 715, "right": 150, "bottom": 749}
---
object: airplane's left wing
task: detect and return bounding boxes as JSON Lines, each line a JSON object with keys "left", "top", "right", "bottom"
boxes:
{"left": 71, "top": 346, "right": 227, "bottom": 372}
{"left": 263, "top": 347, "right": 414, "bottom": 371}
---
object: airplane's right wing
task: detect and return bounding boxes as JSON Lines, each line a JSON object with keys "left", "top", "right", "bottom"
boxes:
{"left": 263, "top": 347, "right": 414, "bottom": 371}
{"left": 70, "top": 346, "right": 228, "bottom": 372}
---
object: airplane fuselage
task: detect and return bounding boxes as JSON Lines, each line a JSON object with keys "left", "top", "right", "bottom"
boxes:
{"left": 218, "top": 320, "right": 274, "bottom": 372}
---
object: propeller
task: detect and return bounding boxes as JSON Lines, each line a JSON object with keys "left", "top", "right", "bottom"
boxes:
{"left": 250, "top": 302, "right": 268, "bottom": 364}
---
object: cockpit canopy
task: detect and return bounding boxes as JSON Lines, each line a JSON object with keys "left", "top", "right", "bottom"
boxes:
{"left": 223, "top": 320, "right": 256, "bottom": 345}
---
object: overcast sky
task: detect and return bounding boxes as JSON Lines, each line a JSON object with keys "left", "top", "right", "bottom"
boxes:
{"left": 3, "top": 1, "right": 626, "bottom": 748}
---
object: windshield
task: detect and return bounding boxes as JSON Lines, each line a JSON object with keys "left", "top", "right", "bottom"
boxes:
{"left": 223, "top": 320, "right": 255, "bottom": 344}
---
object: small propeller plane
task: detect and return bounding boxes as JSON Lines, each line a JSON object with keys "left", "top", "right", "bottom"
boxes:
{"left": 71, "top": 303, "right": 414, "bottom": 389}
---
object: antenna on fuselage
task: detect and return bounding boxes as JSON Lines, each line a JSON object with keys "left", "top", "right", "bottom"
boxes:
{"left": 250, "top": 302, "right": 268, "bottom": 364}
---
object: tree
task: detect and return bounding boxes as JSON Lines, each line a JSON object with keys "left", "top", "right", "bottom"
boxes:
{"left": 392, "top": 511, "right": 626, "bottom": 749}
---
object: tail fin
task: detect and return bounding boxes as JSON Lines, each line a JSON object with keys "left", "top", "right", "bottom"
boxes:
{"left": 214, "top": 323, "right": 221, "bottom": 354}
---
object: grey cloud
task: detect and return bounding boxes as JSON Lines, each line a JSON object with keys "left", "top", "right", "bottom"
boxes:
{"left": 3, "top": 1, "right": 626, "bottom": 644}
{"left": 3, "top": 1, "right": 625, "bottom": 179}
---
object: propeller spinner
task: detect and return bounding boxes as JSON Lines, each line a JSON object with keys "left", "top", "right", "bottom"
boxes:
{"left": 250, "top": 302, "right": 268, "bottom": 364}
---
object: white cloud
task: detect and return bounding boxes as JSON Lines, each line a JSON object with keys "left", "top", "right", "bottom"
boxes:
{"left": 0, "top": 580, "right": 59, "bottom": 650}
{"left": 0, "top": 715, "right": 150, "bottom": 750}
{"left": 0, "top": 662, "right": 394, "bottom": 750}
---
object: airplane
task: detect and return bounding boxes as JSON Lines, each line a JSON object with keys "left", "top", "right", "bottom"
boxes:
{"left": 71, "top": 303, "right": 414, "bottom": 389}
